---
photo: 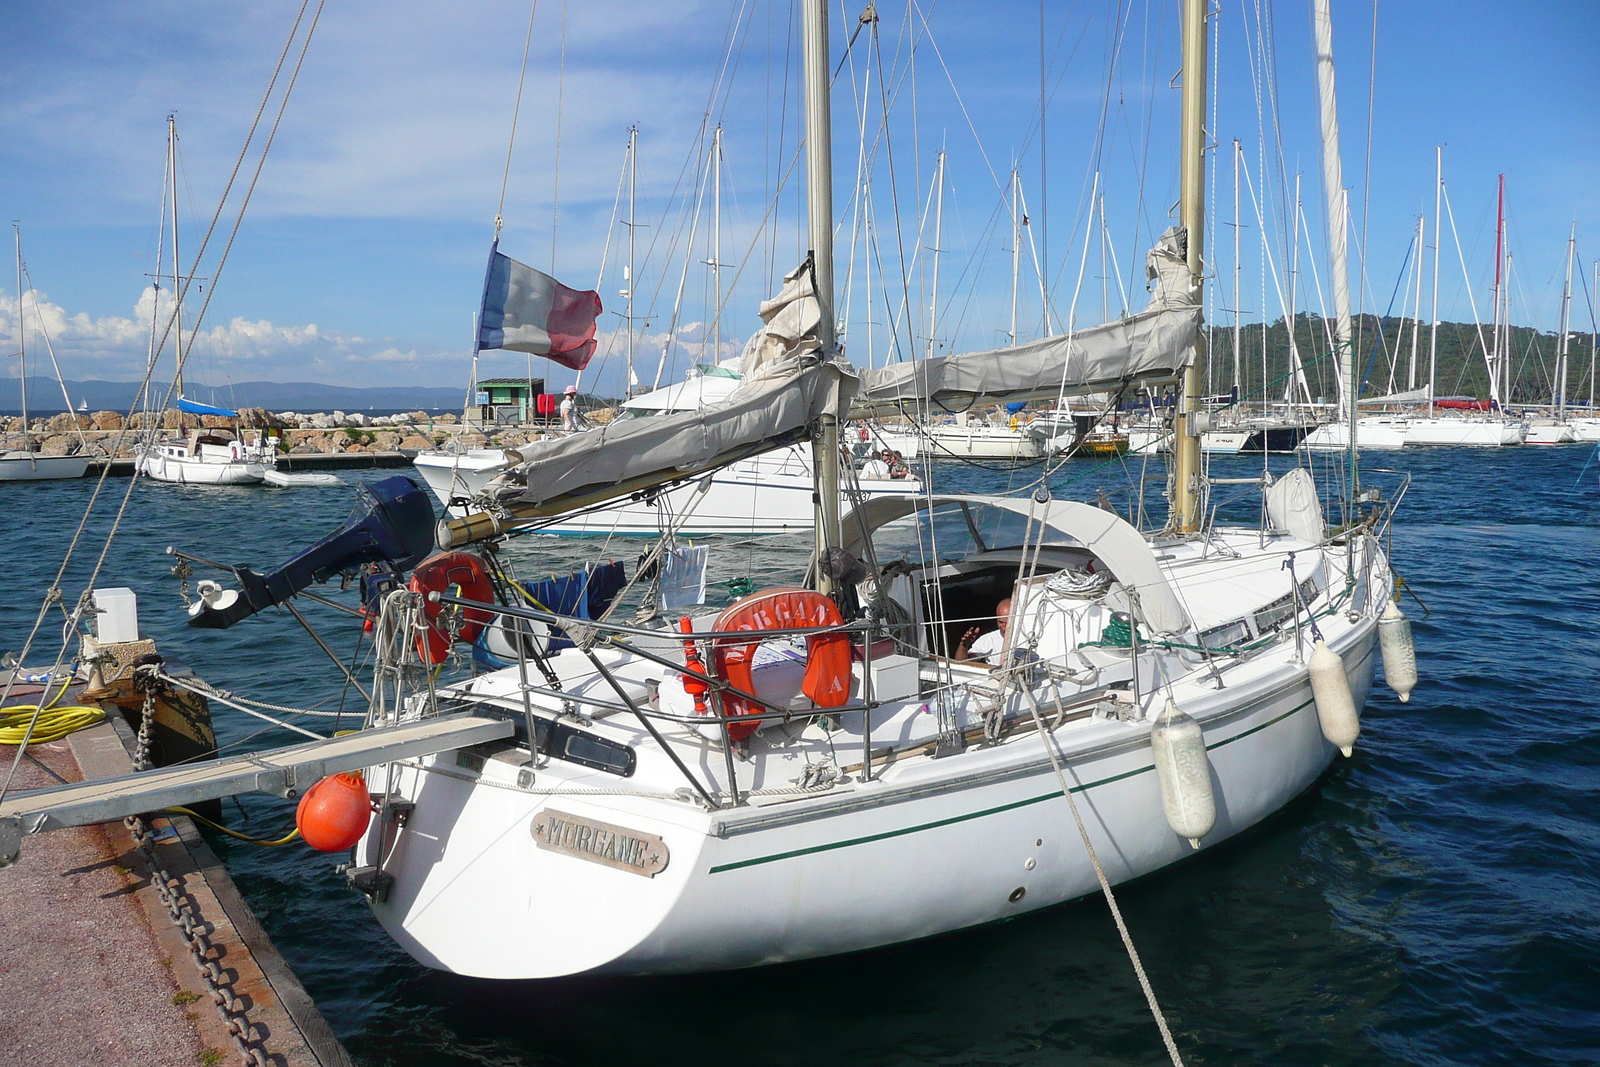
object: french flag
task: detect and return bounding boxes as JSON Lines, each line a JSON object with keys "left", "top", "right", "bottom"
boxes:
{"left": 477, "top": 244, "right": 603, "bottom": 370}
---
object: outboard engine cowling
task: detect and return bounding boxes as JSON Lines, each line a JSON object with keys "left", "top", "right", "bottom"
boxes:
{"left": 187, "top": 475, "right": 435, "bottom": 629}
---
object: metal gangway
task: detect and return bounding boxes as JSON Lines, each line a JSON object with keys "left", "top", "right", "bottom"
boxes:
{"left": 0, "top": 713, "right": 512, "bottom": 864}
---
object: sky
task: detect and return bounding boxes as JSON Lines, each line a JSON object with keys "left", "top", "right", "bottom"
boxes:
{"left": 1, "top": 0, "right": 1597, "bottom": 397}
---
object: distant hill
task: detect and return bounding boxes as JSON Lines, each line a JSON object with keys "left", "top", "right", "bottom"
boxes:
{"left": 0, "top": 378, "right": 465, "bottom": 415}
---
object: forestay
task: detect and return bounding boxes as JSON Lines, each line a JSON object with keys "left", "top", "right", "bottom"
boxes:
{"left": 851, "top": 228, "right": 1200, "bottom": 417}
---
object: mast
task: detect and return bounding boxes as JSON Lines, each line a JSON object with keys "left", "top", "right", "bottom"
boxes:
{"left": 1592, "top": 261, "right": 1598, "bottom": 414}
{"left": 1407, "top": 213, "right": 1424, "bottom": 391}
{"left": 1173, "top": 0, "right": 1207, "bottom": 534}
{"left": 711, "top": 124, "right": 723, "bottom": 366}
{"left": 13, "top": 224, "right": 27, "bottom": 454}
{"left": 1428, "top": 146, "right": 1442, "bottom": 417}
{"left": 1287, "top": 172, "right": 1309, "bottom": 410}
{"left": 1313, "top": 0, "right": 1354, "bottom": 435}
{"left": 1232, "top": 139, "right": 1242, "bottom": 404}
{"left": 169, "top": 115, "right": 184, "bottom": 401}
{"left": 926, "top": 150, "right": 945, "bottom": 361}
{"left": 625, "top": 126, "right": 638, "bottom": 396}
{"left": 1491, "top": 174, "right": 1504, "bottom": 409}
{"left": 802, "top": 0, "right": 841, "bottom": 588}
{"left": 1009, "top": 167, "right": 1020, "bottom": 346}
{"left": 1558, "top": 222, "right": 1575, "bottom": 419}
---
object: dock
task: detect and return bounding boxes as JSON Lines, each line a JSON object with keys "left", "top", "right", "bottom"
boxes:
{"left": 0, "top": 695, "right": 358, "bottom": 1067}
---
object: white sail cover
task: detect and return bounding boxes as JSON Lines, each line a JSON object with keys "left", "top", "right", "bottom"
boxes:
{"left": 852, "top": 228, "right": 1200, "bottom": 417}
{"left": 479, "top": 267, "right": 854, "bottom": 512}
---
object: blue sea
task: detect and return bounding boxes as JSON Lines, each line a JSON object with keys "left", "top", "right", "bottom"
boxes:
{"left": 3, "top": 443, "right": 1597, "bottom": 1066}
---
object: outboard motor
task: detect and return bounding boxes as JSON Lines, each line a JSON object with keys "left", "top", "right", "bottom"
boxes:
{"left": 187, "top": 475, "right": 435, "bottom": 629}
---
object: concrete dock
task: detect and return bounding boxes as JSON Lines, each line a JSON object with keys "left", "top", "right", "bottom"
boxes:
{"left": 0, "top": 705, "right": 353, "bottom": 1067}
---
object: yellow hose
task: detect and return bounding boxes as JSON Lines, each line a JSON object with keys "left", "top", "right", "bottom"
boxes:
{"left": 162, "top": 806, "right": 302, "bottom": 847}
{"left": 0, "top": 704, "right": 106, "bottom": 747}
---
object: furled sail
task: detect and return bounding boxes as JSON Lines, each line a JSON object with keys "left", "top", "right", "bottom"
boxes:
{"left": 438, "top": 263, "right": 856, "bottom": 548}
{"left": 851, "top": 228, "right": 1201, "bottom": 417}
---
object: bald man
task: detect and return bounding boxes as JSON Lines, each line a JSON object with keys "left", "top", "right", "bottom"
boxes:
{"left": 955, "top": 597, "right": 1011, "bottom": 662}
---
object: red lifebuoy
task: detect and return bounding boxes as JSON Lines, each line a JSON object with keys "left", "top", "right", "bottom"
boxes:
{"left": 706, "top": 587, "right": 852, "bottom": 741}
{"left": 407, "top": 552, "right": 496, "bottom": 665}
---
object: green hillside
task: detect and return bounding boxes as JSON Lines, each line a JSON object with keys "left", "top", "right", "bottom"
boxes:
{"left": 1201, "top": 313, "right": 1599, "bottom": 408}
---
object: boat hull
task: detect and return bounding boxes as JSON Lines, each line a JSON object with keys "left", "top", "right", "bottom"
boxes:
{"left": 361, "top": 621, "right": 1376, "bottom": 979}
{"left": 1403, "top": 417, "right": 1524, "bottom": 447}
{"left": 415, "top": 444, "right": 919, "bottom": 536}
{"left": 0, "top": 453, "right": 90, "bottom": 481}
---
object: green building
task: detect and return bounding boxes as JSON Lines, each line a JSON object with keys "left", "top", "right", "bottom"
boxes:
{"left": 472, "top": 377, "right": 544, "bottom": 426}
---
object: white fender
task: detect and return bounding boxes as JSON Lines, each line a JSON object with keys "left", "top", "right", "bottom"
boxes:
{"left": 1309, "top": 640, "right": 1359, "bottom": 757}
{"left": 1150, "top": 698, "right": 1215, "bottom": 848}
{"left": 1377, "top": 600, "right": 1417, "bottom": 703}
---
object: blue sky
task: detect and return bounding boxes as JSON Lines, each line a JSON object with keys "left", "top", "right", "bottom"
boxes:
{"left": 2, "top": 0, "right": 1596, "bottom": 396}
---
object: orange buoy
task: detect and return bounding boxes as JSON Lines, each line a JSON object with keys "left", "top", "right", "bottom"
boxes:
{"left": 295, "top": 772, "right": 373, "bottom": 852}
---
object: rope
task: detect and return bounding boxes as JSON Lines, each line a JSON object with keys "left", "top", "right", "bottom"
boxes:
{"left": 1018, "top": 685, "right": 1186, "bottom": 1066}
{"left": 161, "top": 807, "right": 301, "bottom": 847}
{"left": 0, "top": 705, "right": 105, "bottom": 748}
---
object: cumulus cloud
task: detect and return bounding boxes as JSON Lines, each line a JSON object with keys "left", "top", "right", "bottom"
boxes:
{"left": 2, "top": 287, "right": 461, "bottom": 387}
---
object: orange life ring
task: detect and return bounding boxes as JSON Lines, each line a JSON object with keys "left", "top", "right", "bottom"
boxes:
{"left": 707, "top": 587, "right": 852, "bottom": 741}
{"left": 407, "top": 552, "right": 496, "bottom": 665}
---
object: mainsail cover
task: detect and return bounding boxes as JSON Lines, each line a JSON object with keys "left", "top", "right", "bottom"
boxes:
{"left": 467, "top": 263, "right": 854, "bottom": 523}
{"left": 852, "top": 228, "right": 1201, "bottom": 417}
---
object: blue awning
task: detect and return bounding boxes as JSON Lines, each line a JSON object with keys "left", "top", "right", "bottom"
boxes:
{"left": 177, "top": 396, "right": 240, "bottom": 418}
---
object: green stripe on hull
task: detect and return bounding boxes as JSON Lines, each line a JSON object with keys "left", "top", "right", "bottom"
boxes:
{"left": 708, "top": 698, "right": 1316, "bottom": 874}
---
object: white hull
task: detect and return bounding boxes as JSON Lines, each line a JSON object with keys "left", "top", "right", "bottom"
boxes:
{"left": 922, "top": 424, "right": 1043, "bottom": 460}
{"left": 1200, "top": 429, "right": 1251, "bottom": 454}
{"left": 0, "top": 453, "right": 89, "bottom": 481}
{"left": 1404, "top": 417, "right": 1523, "bottom": 447}
{"left": 355, "top": 521, "right": 1391, "bottom": 979}
{"left": 137, "top": 451, "right": 266, "bottom": 484}
{"left": 1301, "top": 417, "right": 1410, "bottom": 451}
{"left": 1522, "top": 422, "right": 1576, "bottom": 446}
{"left": 415, "top": 445, "right": 919, "bottom": 536}
{"left": 1568, "top": 418, "right": 1600, "bottom": 443}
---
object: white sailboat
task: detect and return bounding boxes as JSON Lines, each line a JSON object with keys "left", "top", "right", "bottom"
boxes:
{"left": 340, "top": 0, "right": 1410, "bottom": 984}
{"left": 135, "top": 117, "right": 269, "bottom": 487}
{"left": 1, "top": 225, "right": 91, "bottom": 482}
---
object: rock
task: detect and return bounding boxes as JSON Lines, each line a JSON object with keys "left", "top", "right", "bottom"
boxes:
{"left": 398, "top": 434, "right": 432, "bottom": 450}
{"left": 276, "top": 411, "right": 299, "bottom": 423}
{"left": 370, "top": 415, "right": 392, "bottom": 426}
{"left": 288, "top": 444, "right": 320, "bottom": 455}
{"left": 372, "top": 431, "right": 401, "bottom": 450}
{"left": 90, "top": 410, "right": 124, "bottom": 431}
{"left": 200, "top": 414, "right": 233, "bottom": 429}
{"left": 407, "top": 410, "right": 428, "bottom": 422}
{"left": 162, "top": 409, "right": 186, "bottom": 430}
{"left": 238, "top": 406, "right": 284, "bottom": 430}
{"left": 346, "top": 413, "right": 369, "bottom": 427}
{"left": 587, "top": 407, "right": 618, "bottom": 425}
{"left": 1, "top": 433, "right": 29, "bottom": 450}
{"left": 344, "top": 442, "right": 367, "bottom": 453}
{"left": 436, "top": 413, "right": 458, "bottom": 425}
{"left": 39, "top": 434, "right": 77, "bottom": 455}
{"left": 308, "top": 413, "right": 335, "bottom": 430}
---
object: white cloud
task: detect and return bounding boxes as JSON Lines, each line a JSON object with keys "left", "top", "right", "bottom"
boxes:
{"left": 2, "top": 286, "right": 459, "bottom": 386}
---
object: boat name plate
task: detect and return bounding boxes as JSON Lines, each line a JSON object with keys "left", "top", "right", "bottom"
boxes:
{"left": 531, "top": 808, "right": 668, "bottom": 878}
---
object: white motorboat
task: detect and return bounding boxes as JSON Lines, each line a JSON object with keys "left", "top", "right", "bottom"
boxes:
{"left": 342, "top": 0, "right": 1410, "bottom": 986}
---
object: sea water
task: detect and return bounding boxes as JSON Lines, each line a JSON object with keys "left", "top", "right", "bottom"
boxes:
{"left": 2, "top": 444, "right": 1596, "bottom": 1066}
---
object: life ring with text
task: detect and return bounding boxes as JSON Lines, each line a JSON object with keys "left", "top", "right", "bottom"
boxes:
{"left": 408, "top": 552, "right": 496, "bottom": 665}
{"left": 708, "top": 587, "right": 852, "bottom": 741}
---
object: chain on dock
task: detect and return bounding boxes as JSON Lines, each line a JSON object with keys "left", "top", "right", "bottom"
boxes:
{"left": 127, "top": 669, "right": 271, "bottom": 1067}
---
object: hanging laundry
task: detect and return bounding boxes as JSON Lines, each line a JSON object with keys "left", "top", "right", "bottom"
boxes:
{"left": 659, "top": 546, "right": 708, "bottom": 611}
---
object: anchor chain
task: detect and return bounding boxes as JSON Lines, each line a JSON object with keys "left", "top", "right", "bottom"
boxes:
{"left": 123, "top": 815, "right": 270, "bottom": 1067}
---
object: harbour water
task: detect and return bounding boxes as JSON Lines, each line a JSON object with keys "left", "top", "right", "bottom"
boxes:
{"left": 3, "top": 444, "right": 1597, "bottom": 1065}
